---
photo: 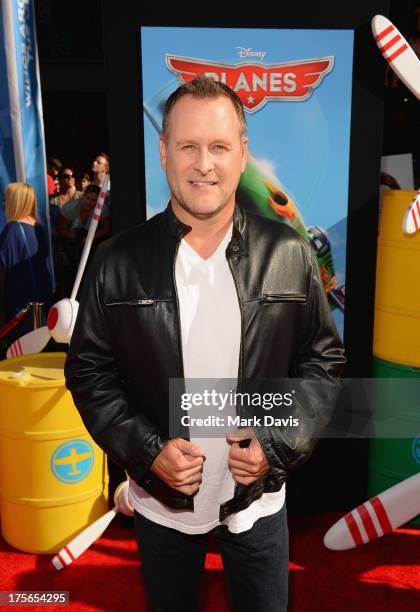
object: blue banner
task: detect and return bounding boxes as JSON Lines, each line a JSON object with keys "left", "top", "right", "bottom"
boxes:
{"left": 0, "top": 13, "right": 17, "bottom": 225}
{"left": 0, "top": 0, "right": 51, "bottom": 253}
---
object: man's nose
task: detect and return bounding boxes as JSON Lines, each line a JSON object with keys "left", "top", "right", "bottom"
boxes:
{"left": 194, "top": 148, "right": 215, "bottom": 175}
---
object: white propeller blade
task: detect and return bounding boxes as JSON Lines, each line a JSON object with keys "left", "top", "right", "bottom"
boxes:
{"left": 52, "top": 507, "right": 118, "bottom": 570}
{"left": 372, "top": 18, "right": 420, "bottom": 235}
{"left": 372, "top": 15, "right": 420, "bottom": 100}
{"left": 402, "top": 190, "right": 420, "bottom": 234}
{"left": 51, "top": 481, "right": 132, "bottom": 570}
{"left": 324, "top": 472, "right": 420, "bottom": 550}
{"left": 6, "top": 326, "right": 50, "bottom": 358}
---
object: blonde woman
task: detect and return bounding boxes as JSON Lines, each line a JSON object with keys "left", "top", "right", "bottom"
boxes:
{"left": 0, "top": 182, "right": 53, "bottom": 345}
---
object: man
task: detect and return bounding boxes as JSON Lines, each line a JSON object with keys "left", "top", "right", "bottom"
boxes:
{"left": 58, "top": 184, "right": 110, "bottom": 243}
{"left": 53, "top": 184, "right": 109, "bottom": 296}
{"left": 91, "top": 152, "right": 110, "bottom": 187}
{"left": 65, "top": 77, "right": 345, "bottom": 612}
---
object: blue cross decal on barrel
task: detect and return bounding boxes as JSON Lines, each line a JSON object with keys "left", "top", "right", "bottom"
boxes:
{"left": 51, "top": 439, "right": 95, "bottom": 483}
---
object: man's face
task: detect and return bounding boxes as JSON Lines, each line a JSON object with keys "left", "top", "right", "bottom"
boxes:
{"left": 160, "top": 95, "right": 248, "bottom": 219}
{"left": 59, "top": 168, "right": 75, "bottom": 189}
{"left": 83, "top": 191, "right": 98, "bottom": 209}
{"left": 92, "top": 156, "right": 108, "bottom": 173}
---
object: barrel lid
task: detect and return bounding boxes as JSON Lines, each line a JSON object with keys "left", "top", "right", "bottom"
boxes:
{"left": 0, "top": 353, "right": 66, "bottom": 387}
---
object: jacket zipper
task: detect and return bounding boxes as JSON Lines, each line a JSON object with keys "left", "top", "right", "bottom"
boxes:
{"left": 261, "top": 293, "right": 306, "bottom": 304}
{"left": 227, "top": 253, "right": 245, "bottom": 497}
{"left": 172, "top": 239, "right": 185, "bottom": 379}
{"left": 227, "top": 256, "right": 244, "bottom": 384}
{"left": 106, "top": 299, "right": 156, "bottom": 306}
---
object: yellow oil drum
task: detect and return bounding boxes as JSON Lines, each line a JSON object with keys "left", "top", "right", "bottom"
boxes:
{"left": 373, "top": 189, "right": 420, "bottom": 366}
{"left": 0, "top": 353, "right": 108, "bottom": 553}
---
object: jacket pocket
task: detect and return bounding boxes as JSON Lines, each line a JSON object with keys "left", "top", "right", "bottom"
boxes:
{"left": 260, "top": 293, "right": 307, "bottom": 304}
{"left": 105, "top": 298, "right": 156, "bottom": 307}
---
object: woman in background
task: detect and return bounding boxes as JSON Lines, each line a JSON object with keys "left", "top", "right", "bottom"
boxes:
{"left": 0, "top": 182, "right": 54, "bottom": 348}
{"left": 49, "top": 167, "right": 82, "bottom": 230}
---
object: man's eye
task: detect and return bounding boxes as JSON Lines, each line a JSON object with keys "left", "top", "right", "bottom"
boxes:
{"left": 214, "top": 144, "right": 227, "bottom": 152}
{"left": 182, "top": 145, "right": 194, "bottom": 151}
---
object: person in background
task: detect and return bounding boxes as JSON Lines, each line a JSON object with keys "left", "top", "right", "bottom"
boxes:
{"left": 56, "top": 184, "right": 110, "bottom": 296}
{"left": 58, "top": 184, "right": 110, "bottom": 242}
{"left": 0, "top": 183, "right": 53, "bottom": 349}
{"left": 91, "top": 152, "right": 110, "bottom": 187}
{"left": 76, "top": 172, "right": 91, "bottom": 193}
{"left": 50, "top": 168, "right": 82, "bottom": 210}
{"left": 49, "top": 167, "right": 83, "bottom": 245}
{"left": 47, "top": 157, "right": 62, "bottom": 196}
{"left": 49, "top": 168, "right": 82, "bottom": 301}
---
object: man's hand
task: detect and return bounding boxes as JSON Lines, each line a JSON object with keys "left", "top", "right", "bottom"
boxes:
{"left": 150, "top": 439, "right": 205, "bottom": 496}
{"left": 227, "top": 428, "right": 270, "bottom": 485}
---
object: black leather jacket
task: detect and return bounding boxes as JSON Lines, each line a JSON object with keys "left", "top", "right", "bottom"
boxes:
{"left": 65, "top": 203, "right": 346, "bottom": 520}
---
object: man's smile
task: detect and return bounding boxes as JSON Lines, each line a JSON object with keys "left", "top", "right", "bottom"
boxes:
{"left": 189, "top": 180, "right": 218, "bottom": 187}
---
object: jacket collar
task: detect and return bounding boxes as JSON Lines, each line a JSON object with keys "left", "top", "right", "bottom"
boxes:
{"left": 164, "top": 202, "right": 191, "bottom": 239}
{"left": 164, "top": 201, "right": 248, "bottom": 256}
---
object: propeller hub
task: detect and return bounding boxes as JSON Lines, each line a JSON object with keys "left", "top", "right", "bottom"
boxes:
{"left": 47, "top": 307, "right": 59, "bottom": 331}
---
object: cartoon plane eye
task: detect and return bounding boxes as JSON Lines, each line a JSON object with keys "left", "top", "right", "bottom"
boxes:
{"left": 272, "top": 191, "right": 288, "bottom": 206}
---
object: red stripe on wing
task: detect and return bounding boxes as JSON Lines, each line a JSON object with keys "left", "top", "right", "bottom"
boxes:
{"left": 371, "top": 496, "right": 393, "bottom": 533}
{"left": 344, "top": 512, "right": 364, "bottom": 546}
{"left": 375, "top": 24, "right": 394, "bottom": 42}
{"left": 356, "top": 504, "right": 378, "bottom": 541}
{"left": 379, "top": 34, "right": 401, "bottom": 53}
{"left": 65, "top": 546, "right": 76, "bottom": 561}
{"left": 387, "top": 44, "right": 408, "bottom": 63}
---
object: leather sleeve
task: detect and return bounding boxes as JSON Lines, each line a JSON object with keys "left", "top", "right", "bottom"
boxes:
{"left": 64, "top": 246, "right": 167, "bottom": 484}
{"left": 255, "top": 244, "right": 346, "bottom": 489}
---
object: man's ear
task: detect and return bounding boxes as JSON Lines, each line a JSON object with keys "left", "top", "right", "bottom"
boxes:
{"left": 241, "top": 136, "right": 249, "bottom": 173}
{"left": 159, "top": 136, "right": 167, "bottom": 171}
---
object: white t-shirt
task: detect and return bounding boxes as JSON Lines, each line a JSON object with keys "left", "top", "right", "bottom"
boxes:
{"left": 129, "top": 225, "right": 284, "bottom": 533}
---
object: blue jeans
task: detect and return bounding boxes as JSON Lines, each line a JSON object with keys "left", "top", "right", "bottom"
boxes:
{"left": 134, "top": 504, "right": 289, "bottom": 612}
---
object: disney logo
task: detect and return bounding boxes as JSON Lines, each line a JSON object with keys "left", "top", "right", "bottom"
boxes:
{"left": 236, "top": 47, "right": 267, "bottom": 60}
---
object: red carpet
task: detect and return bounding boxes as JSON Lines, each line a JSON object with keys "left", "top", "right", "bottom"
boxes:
{"left": 0, "top": 513, "right": 419, "bottom": 611}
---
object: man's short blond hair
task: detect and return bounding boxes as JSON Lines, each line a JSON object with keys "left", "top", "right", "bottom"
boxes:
{"left": 162, "top": 76, "right": 247, "bottom": 139}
